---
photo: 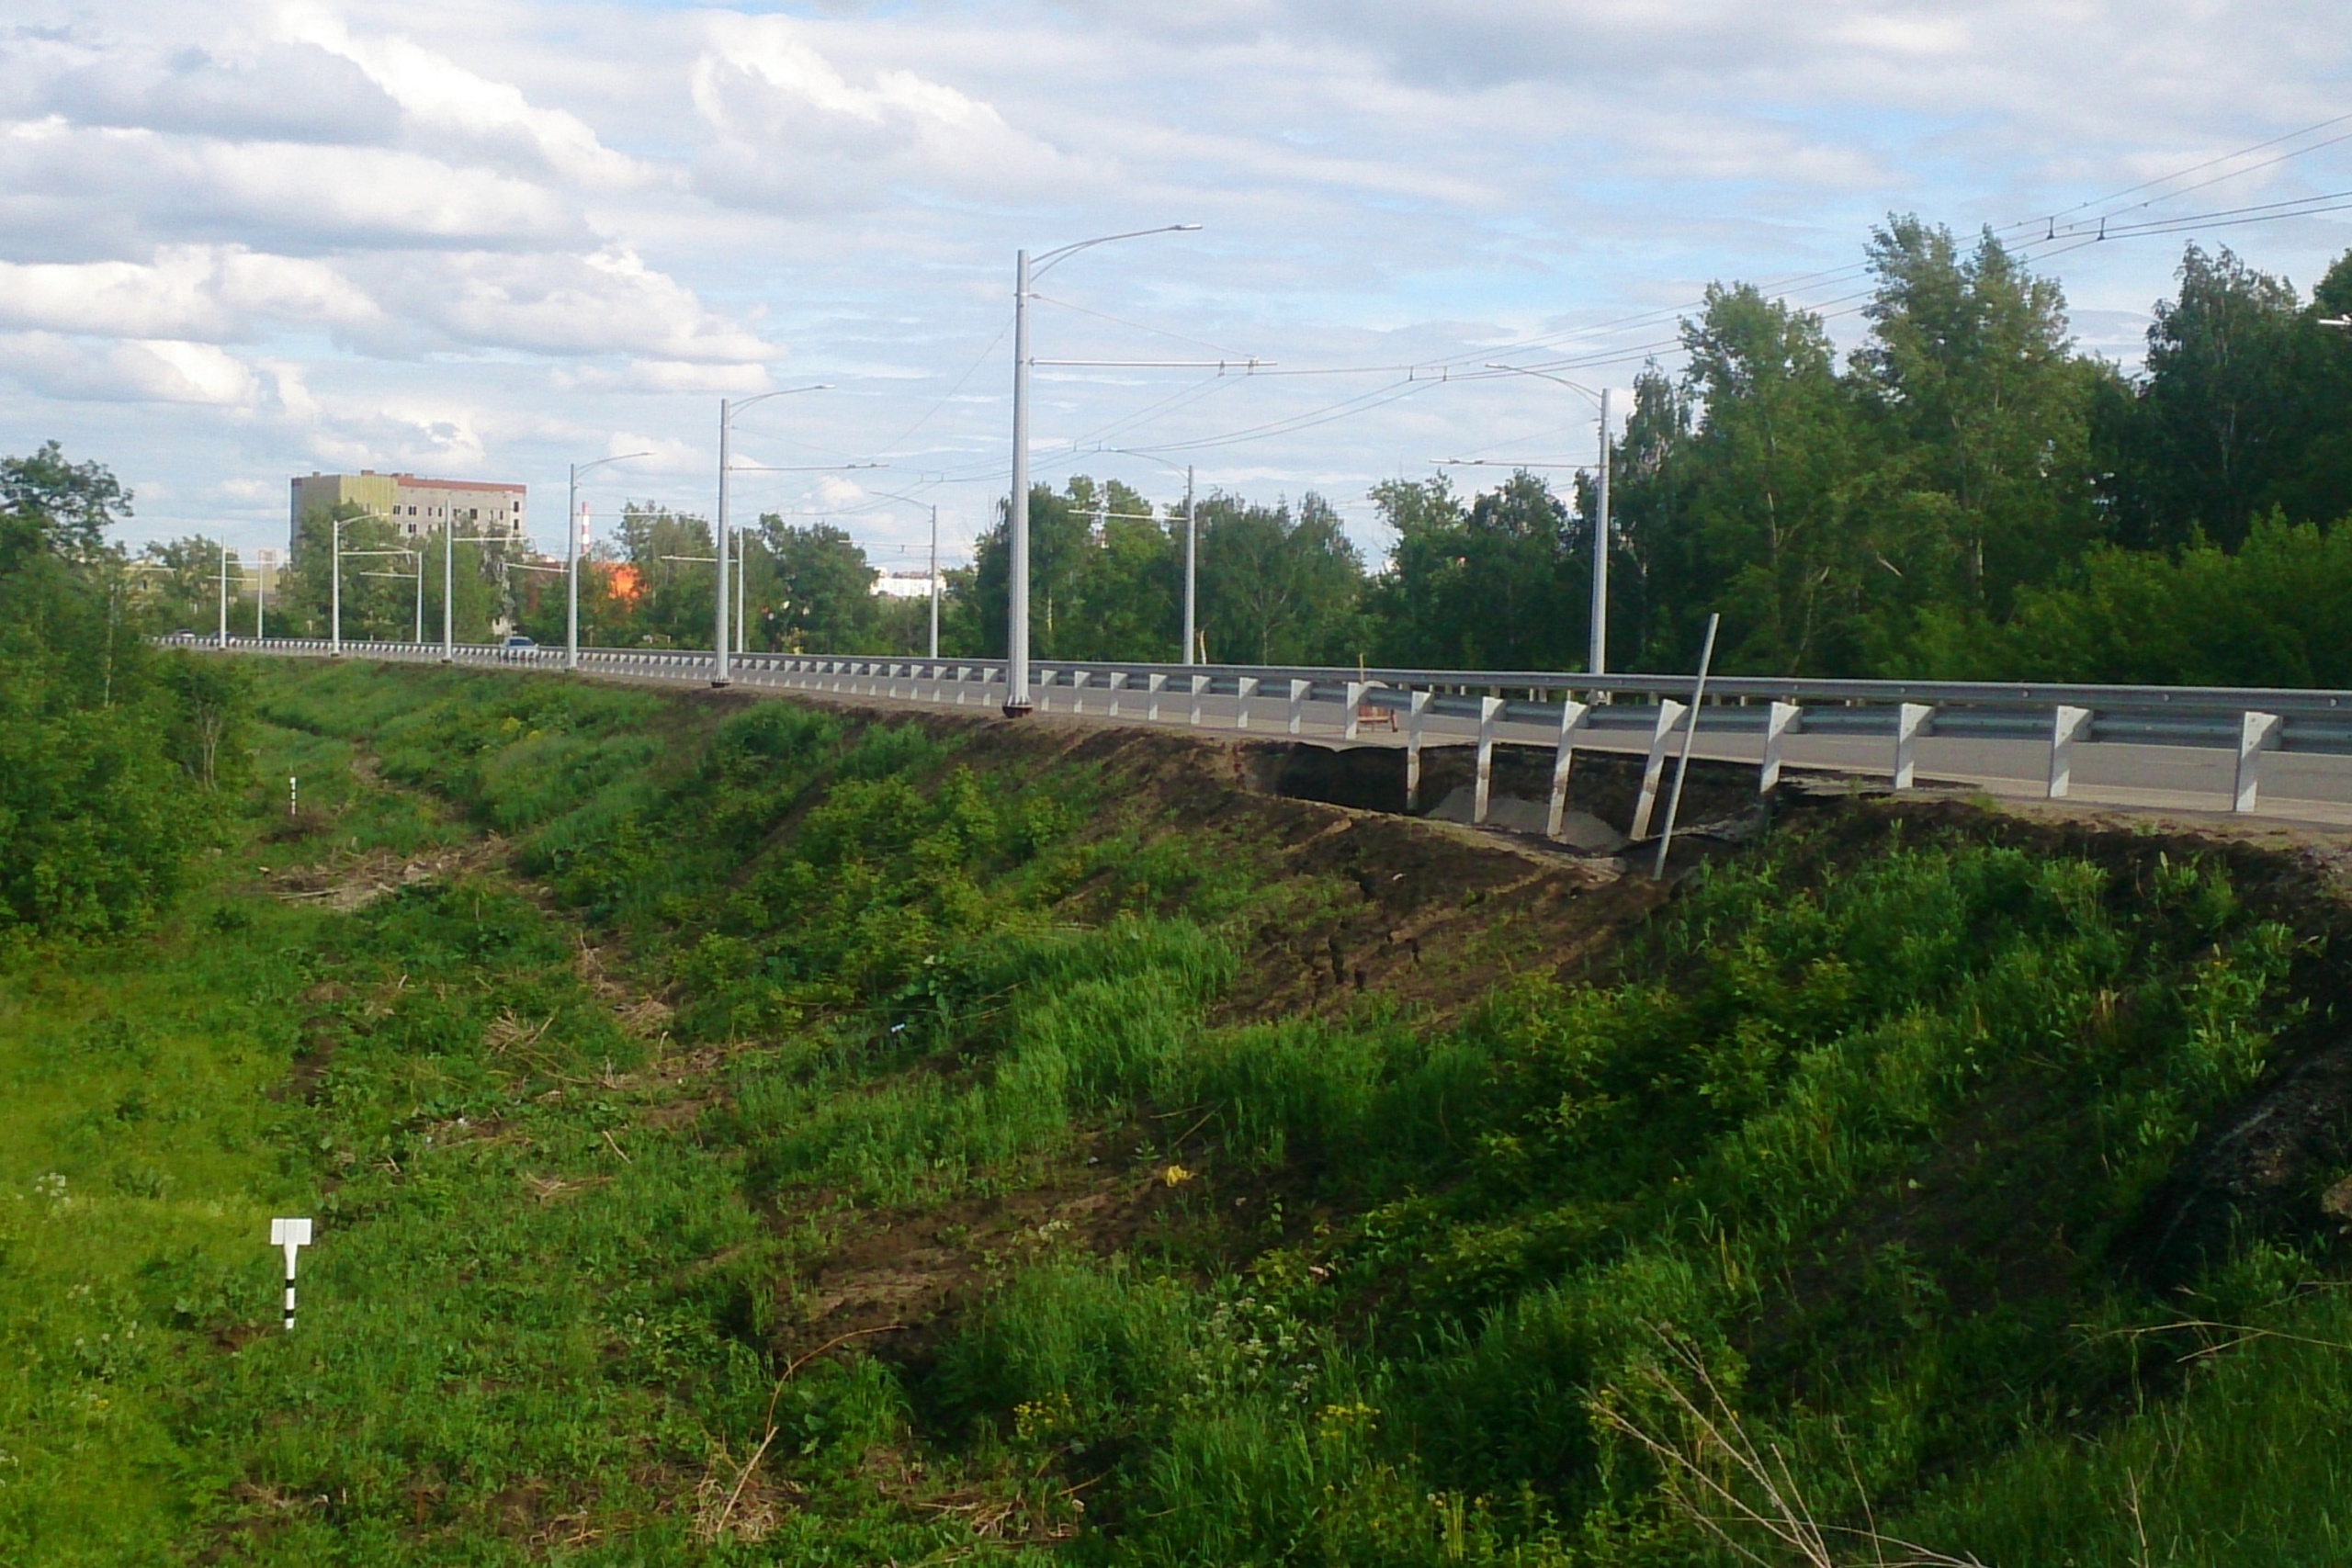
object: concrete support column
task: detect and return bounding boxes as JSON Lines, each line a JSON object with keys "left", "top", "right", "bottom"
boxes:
{"left": 1894, "top": 703, "right": 1934, "bottom": 790}
{"left": 2236, "top": 710, "right": 2282, "bottom": 812}
{"left": 1473, "top": 695, "right": 1505, "bottom": 824}
{"left": 1288, "top": 679, "right": 1311, "bottom": 736}
{"left": 1759, "top": 701, "right": 1802, "bottom": 794}
{"left": 1146, "top": 671, "right": 1166, "bottom": 723}
{"left": 1405, "top": 690, "right": 1433, "bottom": 812}
{"left": 1234, "top": 676, "right": 1261, "bottom": 729}
{"left": 2048, "top": 705, "right": 2093, "bottom": 799}
{"left": 1630, "top": 700, "right": 1690, "bottom": 840}
{"left": 1545, "top": 700, "right": 1591, "bottom": 840}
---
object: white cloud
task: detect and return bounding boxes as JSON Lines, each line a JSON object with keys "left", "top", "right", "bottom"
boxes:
{"left": 0, "top": 246, "right": 378, "bottom": 338}
{"left": 0, "top": 332, "right": 263, "bottom": 405}
{"left": 353, "top": 247, "right": 778, "bottom": 361}
{"left": 0, "top": 119, "right": 586, "bottom": 255}
{"left": 43, "top": 40, "right": 403, "bottom": 146}
{"left": 558, "top": 359, "right": 774, "bottom": 394}
{"left": 688, "top": 14, "right": 1084, "bottom": 209}
{"left": 814, "top": 471, "right": 870, "bottom": 506}
{"left": 284, "top": 15, "right": 658, "bottom": 190}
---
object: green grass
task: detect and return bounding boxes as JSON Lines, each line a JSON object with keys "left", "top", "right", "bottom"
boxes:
{"left": 5, "top": 657, "right": 2349, "bottom": 1565}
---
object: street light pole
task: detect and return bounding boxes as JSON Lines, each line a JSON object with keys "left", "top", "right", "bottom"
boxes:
{"left": 1482, "top": 364, "right": 1613, "bottom": 677}
{"left": 1593, "top": 386, "right": 1611, "bottom": 679}
{"left": 1005, "top": 223, "right": 1200, "bottom": 716}
{"left": 568, "top": 466, "right": 582, "bottom": 669}
{"left": 442, "top": 512, "right": 454, "bottom": 662}
{"left": 716, "top": 403, "right": 732, "bottom": 682}
{"left": 716, "top": 387, "right": 831, "bottom": 686}
{"left": 564, "top": 453, "right": 649, "bottom": 677}
{"left": 1182, "top": 464, "right": 1196, "bottom": 666}
{"left": 929, "top": 504, "right": 941, "bottom": 660}
{"left": 218, "top": 542, "right": 230, "bottom": 649}
{"left": 1008, "top": 248, "right": 1033, "bottom": 714}
{"left": 1099, "top": 447, "right": 1200, "bottom": 664}
{"left": 332, "top": 516, "right": 343, "bottom": 657}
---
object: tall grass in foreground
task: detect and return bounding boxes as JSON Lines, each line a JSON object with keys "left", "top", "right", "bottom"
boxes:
{"left": 10, "top": 657, "right": 2340, "bottom": 1566}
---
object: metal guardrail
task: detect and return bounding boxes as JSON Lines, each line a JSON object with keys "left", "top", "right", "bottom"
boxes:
{"left": 165, "top": 635, "right": 2352, "bottom": 828}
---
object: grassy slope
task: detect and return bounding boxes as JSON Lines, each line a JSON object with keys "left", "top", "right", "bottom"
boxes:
{"left": 2, "top": 658, "right": 2348, "bottom": 1566}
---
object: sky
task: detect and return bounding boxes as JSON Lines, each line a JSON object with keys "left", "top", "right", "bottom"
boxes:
{"left": 6, "top": 0, "right": 2352, "bottom": 570}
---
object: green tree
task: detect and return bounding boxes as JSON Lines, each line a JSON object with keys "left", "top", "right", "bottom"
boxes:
{"left": 1591, "top": 363, "right": 1694, "bottom": 671}
{"left": 1369, "top": 471, "right": 1585, "bottom": 670}
{"left": 1851, "top": 219, "right": 2103, "bottom": 617}
{"left": 2096, "top": 244, "right": 2352, "bottom": 551}
{"left": 1945, "top": 514, "right": 2352, "bottom": 687}
{"left": 1668, "top": 282, "right": 1873, "bottom": 673}
{"left": 130, "top": 536, "right": 228, "bottom": 637}
{"left": 605, "top": 503, "right": 717, "bottom": 648}
{"left": 1196, "top": 492, "right": 1364, "bottom": 664}
{"left": 1, "top": 440, "right": 131, "bottom": 566}
{"left": 756, "top": 519, "right": 878, "bottom": 652}
{"left": 0, "top": 445, "right": 237, "bottom": 940}
{"left": 278, "top": 505, "right": 427, "bottom": 642}
{"left": 967, "top": 479, "right": 1156, "bottom": 661}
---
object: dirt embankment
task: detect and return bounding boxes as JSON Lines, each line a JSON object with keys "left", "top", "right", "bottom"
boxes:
{"left": 700, "top": 694, "right": 2352, "bottom": 1374}
{"left": 320, "top": 676, "right": 2352, "bottom": 1385}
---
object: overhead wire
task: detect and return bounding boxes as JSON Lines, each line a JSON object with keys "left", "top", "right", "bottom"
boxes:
{"left": 836, "top": 107, "right": 2352, "bottom": 484}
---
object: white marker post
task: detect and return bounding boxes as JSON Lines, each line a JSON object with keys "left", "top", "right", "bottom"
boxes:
{"left": 270, "top": 1217, "right": 313, "bottom": 1331}
{"left": 288, "top": 776, "right": 298, "bottom": 818}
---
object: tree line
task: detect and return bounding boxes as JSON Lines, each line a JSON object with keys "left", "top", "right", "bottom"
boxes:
{"left": 0, "top": 443, "right": 250, "bottom": 942}
{"left": 93, "top": 219, "right": 2352, "bottom": 688}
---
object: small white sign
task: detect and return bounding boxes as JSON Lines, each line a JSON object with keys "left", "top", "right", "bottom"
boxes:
{"left": 269, "top": 1217, "right": 313, "bottom": 1331}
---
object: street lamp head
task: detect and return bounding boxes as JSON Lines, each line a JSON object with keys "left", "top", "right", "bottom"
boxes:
{"left": 2320, "top": 316, "right": 2352, "bottom": 331}
{"left": 1032, "top": 223, "right": 1203, "bottom": 276}
{"left": 1483, "top": 363, "right": 1606, "bottom": 406}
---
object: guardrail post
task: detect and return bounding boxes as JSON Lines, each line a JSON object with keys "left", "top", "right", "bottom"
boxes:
{"left": 1893, "top": 703, "right": 1933, "bottom": 790}
{"left": 1146, "top": 672, "right": 1165, "bottom": 723}
{"left": 2235, "top": 710, "right": 2282, "bottom": 812}
{"left": 2047, "top": 705, "right": 2093, "bottom": 799}
{"left": 1234, "top": 676, "right": 1260, "bottom": 729}
{"left": 1071, "top": 669, "right": 1091, "bottom": 715}
{"left": 1546, "top": 700, "right": 1591, "bottom": 840}
{"left": 1343, "top": 682, "right": 1367, "bottom": 740}
{"left": 1405, "top": 690, "right": 1433, "bottom": 811}
{"left": 1288, "top": 679, "right": 1311, "bottom": 736}
{"left": 1035, "top": 668, "right": 1055, "bottom": 713}
{"left": 1759, "top": 701, "right": 1801, "bottom": 793}
{"left": 1629, "top": 700, "right": 1690, "bottom": 840}
{"left": 1189, "top": 674, "right": 1207, "bottom": 726}
{"left": 1473, "top": 695, "right": 1505, "bottom": 823}
{"left": 956, "top": 666, "right": 972, "bottom": 705}
{"left": 1106, "top": 671, "right": 1125, "bottom": 718}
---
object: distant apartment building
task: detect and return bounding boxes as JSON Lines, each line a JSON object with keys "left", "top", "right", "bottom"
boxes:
{"left": 289, "top": 471, "right": 528, "bottom": 550}
{"left": 873, "top": 570, "right": 944, "bottom": 599}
